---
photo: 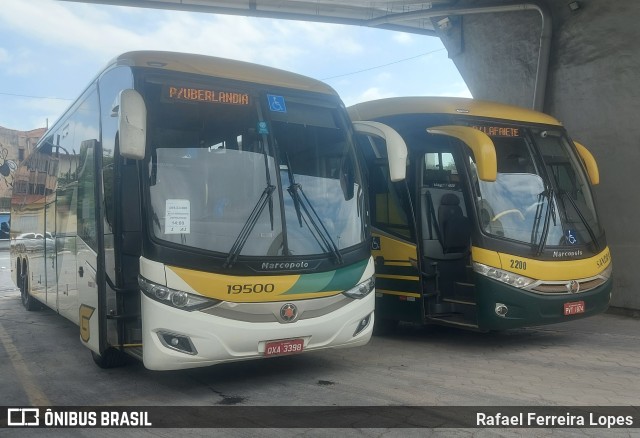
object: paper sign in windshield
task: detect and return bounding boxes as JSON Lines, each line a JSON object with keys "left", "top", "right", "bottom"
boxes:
{"left": 165, "top": 199, "right": 191, "bottom": 234}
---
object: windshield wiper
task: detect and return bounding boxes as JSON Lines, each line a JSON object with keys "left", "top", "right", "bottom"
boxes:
{"left": 224, "top": 184, "right": 276, "bottom": 268}
{"left": 284, "top": 154, "right": 343, "bottom": 265}
{"left": 224, "top": 137, "right": 275, "bottom": 268}
{"left": 530, "top": 192, "right": 544, "bottom": 245}
{"left": 288, "top": 183, "right": 343, "bottom": 265}
{"left": 558, "top": 190, "right": 600, "bottom": 251}
{"left": 533, "top": 187, "right": 557, "bottom": 256}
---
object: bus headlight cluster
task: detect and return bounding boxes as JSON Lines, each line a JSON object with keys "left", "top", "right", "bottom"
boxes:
{"left": 472, "top": 262, "right": 535, "bottom": 289}
{"left": 138, "top": 276, "right": 221, "bottom": 311}
{"left": 342, "top": 276, "right": 375, "bottom": 299}
{"left": 600, "top": 263, "right": 613, "bottom": 280}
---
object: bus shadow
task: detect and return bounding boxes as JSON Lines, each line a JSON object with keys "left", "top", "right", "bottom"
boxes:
{"left": 144, "top": 352, "right": 335, "bottom": 402}
{"left": 378, "top": 321, "right": 574, "bottom": 350}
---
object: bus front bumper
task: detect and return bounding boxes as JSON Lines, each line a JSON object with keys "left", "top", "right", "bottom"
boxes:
{"left": 476, "top": 276, "right": 612, "bottom": 331}
{"left": 140, "top": 293, "right": 374, "bottom": 370}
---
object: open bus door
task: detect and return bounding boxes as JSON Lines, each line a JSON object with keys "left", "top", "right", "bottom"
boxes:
{"left": 357, "top": 124, "right": 497, "bottom": 332}
{"left": 419, "top": 126, "right": 496, "bottom": 329}
{"left": 76, "top": 137, "right": 126, "bottom": 367}
{"left": 78, "top": 89, "right": 147, "bottom": 367}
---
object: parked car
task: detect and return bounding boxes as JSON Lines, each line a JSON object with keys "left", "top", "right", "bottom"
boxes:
{"left": 15, "top": 232, "right": 55, "bottom": 252}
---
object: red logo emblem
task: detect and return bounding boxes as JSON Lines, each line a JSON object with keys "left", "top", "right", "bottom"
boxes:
{"left": 280, "top": 303, "right": 298, "bottom": 323}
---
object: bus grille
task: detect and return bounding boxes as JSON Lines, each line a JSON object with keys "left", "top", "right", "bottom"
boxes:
{"left": 528, "top": 277, "right": 606, "bottom": 295}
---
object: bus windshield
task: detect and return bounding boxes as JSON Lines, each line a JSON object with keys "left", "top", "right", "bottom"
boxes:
{"left": 469, "top": 124, "right": 601, "bottom": 248}
{"left": 145, "top": 79, "right": 365, "bottom": 258}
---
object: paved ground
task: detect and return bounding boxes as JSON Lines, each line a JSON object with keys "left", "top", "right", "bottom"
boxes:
{"left": 0, "top": 250, "right": 638, "bottom": 437}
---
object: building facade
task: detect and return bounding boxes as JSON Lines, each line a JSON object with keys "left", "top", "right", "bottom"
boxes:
{"left": 0, "top": 126, "right": 46, "bottom": 211}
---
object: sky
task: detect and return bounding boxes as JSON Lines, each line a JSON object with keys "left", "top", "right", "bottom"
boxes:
{"left": 0, "top": 0, "right": 471, "bottom": 132}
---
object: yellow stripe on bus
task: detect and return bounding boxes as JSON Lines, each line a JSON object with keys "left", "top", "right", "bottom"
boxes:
{"left": 384, "top": 261, "right": 413, "bottom": 267}
{"left": 376, "top": 274, "right": 420, "bottom": 281}
{"left": 373, "top": 233, "right": 417, "bottom": 261}
{"left": 166, "top": 266, "right": 340, "bottom": 302}
{"left": 472, "top": 246, "right": 612, "bottom": 281}
{"left": 377, "top": 289, "right": 421, "bottom": 298}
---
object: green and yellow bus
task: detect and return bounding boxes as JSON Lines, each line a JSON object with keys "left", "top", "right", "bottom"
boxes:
{"left": 11, "top": 51, "right": 406, "bottom": 370}
{"left": 349, "top": 97, "right": 612, "bottom": 331}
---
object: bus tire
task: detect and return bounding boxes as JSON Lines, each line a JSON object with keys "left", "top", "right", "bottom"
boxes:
{"left": 91, "top": 349, "right": 130, "bottom": 369}
{"left": 373, "top": 318, "right": 398, "bottom": 336}
{"left": 20, "top": 269, "right": 39, "bottom": 311}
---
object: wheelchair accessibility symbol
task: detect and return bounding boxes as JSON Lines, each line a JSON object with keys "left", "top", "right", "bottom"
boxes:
{"left": 566, "top": 230, "right": 577, "bottom": 245}
{"left": 267, "top": 94, "right": 287, "bottom": 113}
{"left": 371, "top": 236, "right": 381, "bottom": 251}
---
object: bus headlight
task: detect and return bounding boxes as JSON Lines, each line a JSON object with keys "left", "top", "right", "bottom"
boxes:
{"left": 343, "top": 276, "right": 375, "bottom": 299}
{"left": 138, "top": 276, "right": 221, "bottom": 311}
{"left": 600, "top": 263, "right": 612, "bottom": 280}
{"left": 472, "top": 262, "right": 535, "bottom": 289}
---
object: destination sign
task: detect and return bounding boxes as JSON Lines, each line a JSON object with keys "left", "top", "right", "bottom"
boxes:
{"left": 165, "top": 86, "right": 250, "bottom": 105}
{"left": 472, "top": 125, "right": 521, "bottom": 137}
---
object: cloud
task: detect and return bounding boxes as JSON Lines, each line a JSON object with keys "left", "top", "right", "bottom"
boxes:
{"left": 0, "top": 0, "right": 470, "bottom": 131}
{"left": 340, "top": 87, "right": 397, "bottom": 107}
{"left": 281, "top": 21, "right": 364, "bottom": 55}
{"left": 0, "top": 0, "right": 364, "bottom": 71}
{"left": 0, "top": 48, "right": 39, "bottom": 76}
{"left": 393, "top": 33, "right": 414, "bottom": 44}
{"left": 374, "top": 72, "right": 393, "bottom": 82}
{"left": 0, "top": 95, "right": 69, "bottom": 131}
{"left": 1, "top": 1, "right": 140, "bottom": 60}
{"left": 432, "top": 82, "right": 473, "bottom": 98}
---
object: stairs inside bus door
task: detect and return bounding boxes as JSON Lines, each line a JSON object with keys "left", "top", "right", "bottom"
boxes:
{"left": 424, "top": 193, "right": 479, "bottom": 329}
{"left": 425, "top": 259, "right": 479, "bottom": 329}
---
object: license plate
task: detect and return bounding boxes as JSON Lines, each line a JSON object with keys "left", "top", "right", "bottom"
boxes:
{"left": 264, "top": 338, "right": 304, "bottom": 357}
{"left": 564, "top": 300, "right": 585, "bottom": 316}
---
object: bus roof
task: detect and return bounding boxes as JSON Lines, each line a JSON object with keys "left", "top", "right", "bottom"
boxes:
{"left": 348, "top": 96, "right": 563, "bottom": 126}
{"left": 110, "top": 51, "right": 337, "bottom": 96}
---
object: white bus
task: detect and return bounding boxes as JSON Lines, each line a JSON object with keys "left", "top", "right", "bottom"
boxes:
{"left": 11, "top": 51, "right": 405, "bottom": 370}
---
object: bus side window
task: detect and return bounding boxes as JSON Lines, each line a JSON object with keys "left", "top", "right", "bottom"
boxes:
{"left": 75, "top": 88, "right": 101, "bottom": 252}
{"left": 370, "top": 161, "right": 411, "bottom": 239}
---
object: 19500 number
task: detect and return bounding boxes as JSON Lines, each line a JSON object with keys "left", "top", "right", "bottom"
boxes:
{"left": 227, "top": 283, "right": 275, "bottom": 294}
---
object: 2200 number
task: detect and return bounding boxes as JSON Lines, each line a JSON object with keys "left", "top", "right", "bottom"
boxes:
{"left": 227, "top": 283, "right": 275, "bottom": 294}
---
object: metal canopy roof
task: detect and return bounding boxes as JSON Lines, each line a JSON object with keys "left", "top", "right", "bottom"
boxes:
{"left": 58, "top": 0, "right": 550, "bottom": 110}
{"left": 59, "top": 0, "right": 467, "bottom": 36}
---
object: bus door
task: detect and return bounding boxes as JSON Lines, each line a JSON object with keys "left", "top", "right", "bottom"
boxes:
{"left": 419, "top": 149, "right": 478, "bottom": 328}
{"left": 55, "top": 177, "right": 79, "bottom": 325}
{"left": 107, "top": 151, "right": 143, "bottom": 357}
{"left": 44, "top": 201, "right": 58, "bottom": 312}
{"left": 357, "top": 133, "right": 423, "bottom": 327}
{"left": 76, "top": 139, "right": 102, "bottom": 354}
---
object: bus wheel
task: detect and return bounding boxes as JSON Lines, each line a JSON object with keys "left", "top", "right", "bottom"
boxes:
{"left": 91, "top": 349, "right": 129, "bottom": 369}
{"left": 373, "top": 318, "right": 398, "bottom": 336}
{"left": 20, "top": 271, "right": 39, "bottom": 311}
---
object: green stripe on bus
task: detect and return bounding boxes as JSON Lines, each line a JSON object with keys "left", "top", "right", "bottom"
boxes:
{"left": 283, "top": 259, "right": 369, "bottom": 295}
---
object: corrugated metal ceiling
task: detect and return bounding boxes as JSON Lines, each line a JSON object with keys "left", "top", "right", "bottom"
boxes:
{"left": 59, "top": 0, "right": 464, "bottom": 35}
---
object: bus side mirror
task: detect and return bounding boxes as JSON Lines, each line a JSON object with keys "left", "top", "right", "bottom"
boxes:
{"left": 573, "top": 141, "right": 599, "bottom": 185}
{"left": 352, "top": 121, "right": 408, "bottom": 182}
{"left": 117, "top": 89, "right": 147, "bottom": 160}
